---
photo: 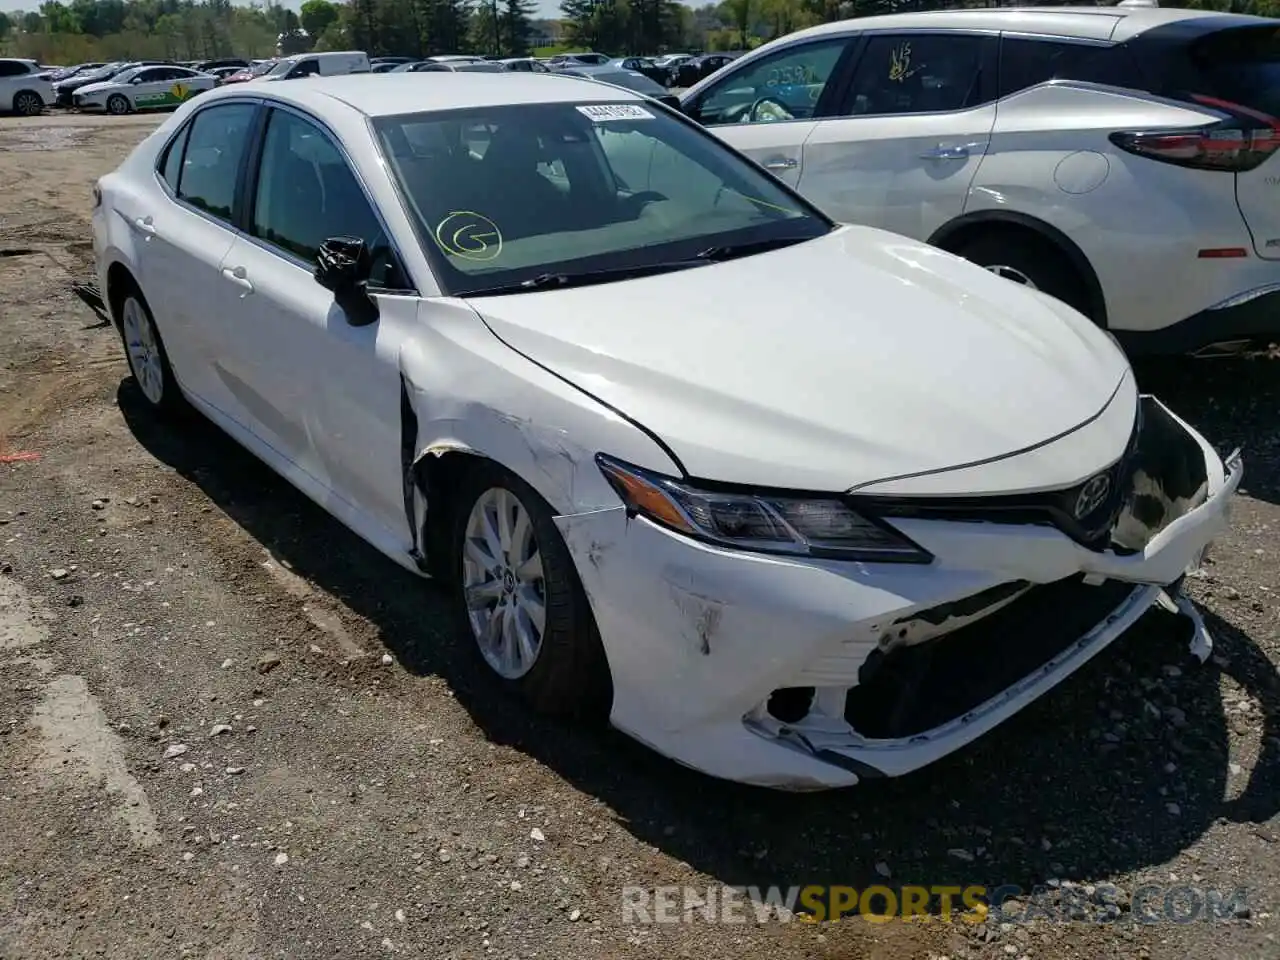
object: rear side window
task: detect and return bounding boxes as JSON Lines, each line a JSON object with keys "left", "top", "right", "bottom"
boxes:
{"left": 159, "top": 124, "right": 191, "bottom": 191}
{"left": 997, "top": 37, "right": 1144, "bottom": 98}
{"left": 1182, "top": 26, "right": 1280, "bottom": 119}
{"left": 176, "top": 102, "right": 256, "bottom": 223}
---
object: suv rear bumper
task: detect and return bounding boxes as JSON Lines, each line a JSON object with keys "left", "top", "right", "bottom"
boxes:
{"left": 1115, "top": 286, "right": 1280, "bottom": 356}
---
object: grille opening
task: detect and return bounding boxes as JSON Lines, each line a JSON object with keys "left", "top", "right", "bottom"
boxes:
{"left": 845, "top": 576, "right": 1139, "bottom": 740}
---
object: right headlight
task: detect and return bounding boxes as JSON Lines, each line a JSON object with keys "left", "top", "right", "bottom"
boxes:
{"left": 596, "top": 454, "right": 933, "bottom": 563}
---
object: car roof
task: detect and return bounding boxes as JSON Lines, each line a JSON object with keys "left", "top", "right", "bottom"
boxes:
{"left": 783, "top": 5, "right": 1275, "bottom": 43}
{"left": 200, "top": 72, "right": 649, "bottom": 117}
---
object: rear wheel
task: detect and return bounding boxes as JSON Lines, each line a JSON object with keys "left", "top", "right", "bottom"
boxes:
{"left": 449, "top": 461, "right": 611, "bottom": 717}
{"left": 955, "top": 232, "right": 1096, "bottom": 323}
{"left": 12, "top": 91, "right": 43, "bottom": 117}
{"left": 114, "top": 283, "right": 187, "bottom": 416}
{"left": 106, "top": 94, "right": 131, "bottom": 115}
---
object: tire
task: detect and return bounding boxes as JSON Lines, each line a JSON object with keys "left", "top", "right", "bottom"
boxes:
{"left": 448, "top": 460, "right": 611, "bottom": 717}
{"left": 113, "top": 281, "right": 187, "bottom": 416}
{"left": 106, "top": 94, "right": 131, "bottom": 116}
{"left": 955, "top": 232, "right": 1096, "bottom": 324}
{"left": 12, "top": 90, "right": 43, "bottom": 117}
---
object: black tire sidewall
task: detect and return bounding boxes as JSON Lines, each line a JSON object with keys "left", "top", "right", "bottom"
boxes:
{"left": 958, "top": 234, "right": 1094, "bottom": 322}
{"left": 447, "top": 461, "right": 611, "bottom": 718}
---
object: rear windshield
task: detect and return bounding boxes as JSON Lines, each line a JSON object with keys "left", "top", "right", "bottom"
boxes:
{"left": 373, "top": 101, "right": 829, "bottom": 295}
{"left": 1184, "top": 25, "right": 1280, "bottom": 119}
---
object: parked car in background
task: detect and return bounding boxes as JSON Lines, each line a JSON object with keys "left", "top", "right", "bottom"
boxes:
{"left": 54, "top": 60, "right": 172, "bottom": 107}
{"left": 74, "top": 65, "right": 216, "bottom": 114}
{"left": 605, "top": 57, "right": 669, "bottom": 85}
{"left": 195, "top": 58, "right": 249, "bottom": 73}
{"left": 257, "top": 51, "right": 371, "bottom": 81}
{"left": 46, "top": 62, "right": 106, "bottom": 83}
{"left": 501, "top": 57, "right": 552, "bottom": 73}
{"left": 548, "top": 52, "right": 611, "bottom": 69}
{"left": 371, "top": 62, "right": 402, "bottom": 73}
{"left": 0, "top": 58, "right": 53, "bottom": 116}
{"left": 372, "top": 56, "right": 416, "bottom": 67}
{"left": 394, "top": 59, "right": 508, "bottom": 73}
{"left": 207, "top": 66, "right": 246, "bottom": 85}
{"left": 92, "top": 72, "right": 1241, "bottom": 791}
{"left": 220, "top": 60, "right": 278, "bottom": 85}
{"left": 561, "top": 66, "right": 680, "bottom": 109}
{"left": 671, "top": 52, "right": 742, "bottom": 88}
{"left": 681, "top": 4, "right": 1280, "bottom": 356}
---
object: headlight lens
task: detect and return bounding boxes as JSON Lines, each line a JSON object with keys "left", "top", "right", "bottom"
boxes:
{"left": 596, "top": 454, "right": 932, "bottom": 563}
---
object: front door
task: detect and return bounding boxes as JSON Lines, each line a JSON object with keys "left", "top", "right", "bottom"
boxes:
{"left": 213, "top": 106, "right": 413, "bottom": 538}
{"left": 798, "top": 32, "right": 998, "bottom": 240}
{"left": 686, "top": 36, "right": 857, "bottom": 188}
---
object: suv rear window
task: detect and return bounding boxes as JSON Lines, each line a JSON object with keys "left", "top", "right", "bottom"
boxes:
{"left": 1183, "top": 25, "right": 1280, "bottom": 119}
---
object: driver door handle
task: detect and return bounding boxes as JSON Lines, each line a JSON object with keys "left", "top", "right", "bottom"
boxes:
{"left": 133, "top": 215, "right": 156, "bottom": 238}
{"left": 221, "top": 265, "right": 254, "bottom": 297}
{"left": 763, "top": 156, "right": 798, "bottom": 171}
{"left": 920, "top": 143, "right": 972, "bottom": 160}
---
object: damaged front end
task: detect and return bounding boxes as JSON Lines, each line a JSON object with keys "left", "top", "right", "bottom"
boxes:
{"left": 559, "top": 396, "right": 1241, "bottom": 790}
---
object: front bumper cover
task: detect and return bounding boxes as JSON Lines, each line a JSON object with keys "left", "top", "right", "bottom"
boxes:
{"left": 555, "top": 396, "right": 1241, "bottom": 790}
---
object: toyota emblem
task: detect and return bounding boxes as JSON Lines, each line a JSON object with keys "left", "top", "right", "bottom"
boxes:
{"left": 1074, "top": 473, "right": 1111, "bottom": 520}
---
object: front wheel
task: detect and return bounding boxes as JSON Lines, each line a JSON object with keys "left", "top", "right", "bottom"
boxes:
{"left": 449, "top": 462, "right": 611, "bottom": 717}
{"left": 106, "top": 94, "right": 131, "bottom": 115}
{"left": 955, "top": 233, "right": 1095, "bottom": 323}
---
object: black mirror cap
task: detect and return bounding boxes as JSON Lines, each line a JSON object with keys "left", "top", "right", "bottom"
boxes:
{"left": 315, "top": 236, "right": 379, "bottom": 326}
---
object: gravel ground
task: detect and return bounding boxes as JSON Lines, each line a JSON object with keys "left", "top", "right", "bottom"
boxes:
{"left": 0, "top": 112, "right": 1277, "bottom": 960}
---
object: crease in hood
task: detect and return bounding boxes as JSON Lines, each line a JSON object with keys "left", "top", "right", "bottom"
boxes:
{"left": 465, "top": 225, "right": 1132, "bottom": 493}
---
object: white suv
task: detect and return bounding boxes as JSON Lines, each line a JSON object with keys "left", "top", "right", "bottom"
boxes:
{"left": 681, "top": 5, "right": 1280, "bottom": 356}
{"left": 0, "top": 58, "right": 52, "bottom": 117}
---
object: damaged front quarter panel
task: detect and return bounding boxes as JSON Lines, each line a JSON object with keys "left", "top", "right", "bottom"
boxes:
{"left": 396, "top": 299, "right": 682, "bottom": 572}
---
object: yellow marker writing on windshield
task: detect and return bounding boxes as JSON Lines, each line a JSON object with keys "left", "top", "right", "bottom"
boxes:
{"left": 435, "top": 211, "right": 503, "bottom": 262}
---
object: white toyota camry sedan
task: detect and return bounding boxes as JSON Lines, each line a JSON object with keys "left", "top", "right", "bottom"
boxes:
{"left": 92, "top": 73, "right": 1242, "bottom": 790}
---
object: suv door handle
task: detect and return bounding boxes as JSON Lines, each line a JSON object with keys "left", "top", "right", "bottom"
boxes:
{"left": 920, "top": 143, "right": 973, "bottom": 160}
{"left": 762, "top": 156, "right": 798, "bottom": 171}
{"left": 221, "top": 265, "right": 254, "bottom": 297}
{"left": 133, "top": 215, "right": 156, "bottom": 237}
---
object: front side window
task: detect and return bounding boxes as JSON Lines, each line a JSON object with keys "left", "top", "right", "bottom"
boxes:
{"left": 692, "top": 39, "right": 850, "bottom": 126}
{"left": 175, "top": 102, "right": 256, "bottom": 223}
{"left": 251, "top": 109, "right": 403, "bottom": 286}
{"left": 374, "top": 101, "right": 830, "bottom": 296}
{"left": 0, "top": 61, "right": 30, "bottom": 77}
{"left": 287, "top": 59, "right": 320, "bottom": 79}
{"left": 841, "top": 34, "right": 987, "bottom": 116}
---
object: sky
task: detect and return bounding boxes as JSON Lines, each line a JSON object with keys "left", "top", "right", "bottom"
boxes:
{"left": 0, "top": 0, "right": 567, "bottom": 20}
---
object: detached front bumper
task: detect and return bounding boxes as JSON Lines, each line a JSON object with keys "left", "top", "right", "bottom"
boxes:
{"left": 556, "top": 397, "right": 1241, "bottom": 790}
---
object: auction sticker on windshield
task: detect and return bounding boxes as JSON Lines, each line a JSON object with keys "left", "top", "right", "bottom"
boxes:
{"left": 576, "top": 104, "right": 653, "bottom": 122}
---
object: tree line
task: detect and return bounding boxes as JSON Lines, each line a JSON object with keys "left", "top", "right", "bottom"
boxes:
{"left": 1, "top": 0, "right": 1276, "bottom": 67}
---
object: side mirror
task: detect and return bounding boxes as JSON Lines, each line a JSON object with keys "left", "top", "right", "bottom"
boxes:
{"left": 314, "top": 236, "right": 379, "bottom": 327}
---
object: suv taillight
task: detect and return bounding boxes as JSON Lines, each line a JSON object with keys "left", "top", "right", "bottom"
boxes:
{"left": 1110, "top": 122, "right": 1280, "bottom": 172}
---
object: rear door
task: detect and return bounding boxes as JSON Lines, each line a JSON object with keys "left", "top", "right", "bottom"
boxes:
{"left": 1151, "top": 24, "right": 1280, "bottom": 260}
{"left": 682, "top": 36, "right": 858, "bottom": 188}
{"left": 798, "top": 31, "right": 997, "bottom": 239}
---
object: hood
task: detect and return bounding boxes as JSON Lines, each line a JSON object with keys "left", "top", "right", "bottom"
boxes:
{"left": 466, "top": 226, "right": 1132, "bottom": 493}
{"left": 74, "top": 80, "right": 119, "bottom": 95}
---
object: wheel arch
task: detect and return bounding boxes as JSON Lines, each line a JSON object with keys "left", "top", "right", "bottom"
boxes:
{"left": 928, "top": 211, "right": 1109, "bottom": 329}
{"left": 104, "top": 260, "right": 141, "bottom": 328}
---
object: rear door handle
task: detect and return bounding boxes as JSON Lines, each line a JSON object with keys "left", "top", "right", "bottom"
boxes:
{"left": 221, "top": 265, "right": 254, "bottom": 297}
{"left": 762, "top": 156, "right": 799, "bottom": 171}
{"left": 133, "top": 215, "right": 156, "bottom": 238}
{"left": 920, "top": 144, "right": 971, "bottom": 160}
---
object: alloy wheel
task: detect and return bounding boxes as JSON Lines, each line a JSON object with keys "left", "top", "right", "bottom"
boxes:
{"left": 461, "top": 487, "right": 547, "bottom": 680}
{"left": 14, "top": 92, "right": 41, "bottom": 117}
{"left": 983, "top": 264, "right": 1039, "bottom": 290}
{"left": 121, "top": 296, "right": 165, "bottom": 405}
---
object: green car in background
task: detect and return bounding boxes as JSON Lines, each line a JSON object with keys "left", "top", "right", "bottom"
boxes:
{"left": 72, "top": 65, "right": 216, "bottom": 115}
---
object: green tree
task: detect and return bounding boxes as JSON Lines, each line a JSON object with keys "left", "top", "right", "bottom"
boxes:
{"left": 500, "top": 0, "right": 534, "bottom": 55}
{"left": 0, "top": 11, "right": 11, "bottom": 41}
{"left": 299, "top": 0, "right": 338, "bottom": 43}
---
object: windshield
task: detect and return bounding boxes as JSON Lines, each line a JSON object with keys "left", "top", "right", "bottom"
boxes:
{"left": 265, "top": 59, "right": 297, "bottom": 78}
{"left": 373, "top": 101, "right": 830, "bottom": 296}
{"left": 454, "top": 62, "right": 507, "bottom": 73}
{"left": 250, "top": 60, "right": 278, "bottom": 76}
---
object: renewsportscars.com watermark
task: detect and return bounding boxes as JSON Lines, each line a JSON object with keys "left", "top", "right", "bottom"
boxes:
{"left": 621, "top": 884, "right": 1253, "bottom": 925}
